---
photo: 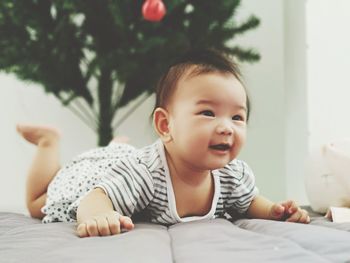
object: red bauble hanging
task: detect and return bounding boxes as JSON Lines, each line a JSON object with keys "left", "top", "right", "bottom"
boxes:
{"left": 142, "top": 0, "right": 166, "bottom": 22}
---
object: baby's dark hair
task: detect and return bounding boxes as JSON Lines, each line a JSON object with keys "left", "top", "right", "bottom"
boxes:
{"left": 153, "top": 48, "right": 251, "bottom": 121}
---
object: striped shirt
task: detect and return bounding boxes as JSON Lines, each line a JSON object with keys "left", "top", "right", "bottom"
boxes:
{"left": 96, "top": 139, "right": 258, "bottom": 225}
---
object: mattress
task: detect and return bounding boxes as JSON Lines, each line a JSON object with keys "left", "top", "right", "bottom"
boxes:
{"left": 1, "top": 212, "right": 350, "bottom": 262}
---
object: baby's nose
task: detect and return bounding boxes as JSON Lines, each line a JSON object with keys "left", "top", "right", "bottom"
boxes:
{"left": 216, "top": 120, "right": 233, "bottom": 135}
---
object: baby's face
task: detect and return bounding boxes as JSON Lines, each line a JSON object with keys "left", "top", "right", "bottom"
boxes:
{"left": 166, "top": 72, "right": 247, "bottom": 170}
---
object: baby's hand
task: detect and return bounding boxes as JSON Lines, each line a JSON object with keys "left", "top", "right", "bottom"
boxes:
{"left": 77, "top": 211, "right": 134, "bottom": 238}
{"left": 269, "top": 200, "right": 310, "bottom": 224}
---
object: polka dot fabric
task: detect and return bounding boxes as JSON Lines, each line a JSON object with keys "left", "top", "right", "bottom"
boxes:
{"left": 41, "top": 142, "right": 136, "bottom": 223}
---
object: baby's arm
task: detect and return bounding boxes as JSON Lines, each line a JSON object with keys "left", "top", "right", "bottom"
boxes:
{"left": 247, "top": 195, "right": 310, "bottom": 223}
{"left": 76, "top": 188, "right": 134, "bottom": 237}
{"left": 246, "top": 195, "right": 274, "bottom": 219}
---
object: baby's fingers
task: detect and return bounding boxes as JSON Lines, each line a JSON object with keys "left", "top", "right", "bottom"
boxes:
{"left": 281, "top": 200, "right": 298, "bottom": 214}
{"left": 77, "top": 219, "right": 99, "bottom": 237}
{"left": 77, "top": 223, "right": 88, "bottom": 238}
{"left": 76, "top": 212, "right": 134, "bottom": 238}
{"left": 286, "top": 209, "right": 310, "bottom": 223}
{"left": 106, "top": 212, "right": 121, "bottom": 235}
{"left": 269, "top": 204, "right": 285, "bottom": 220}
{"left": 119, "top": 215, "right": 134, "bottom": 231}
{"left": 294, "top": 209, "right": 310, "bottom": 224}
{"left": 95, "top": 216, "right": 112, "bottom": 236}
{"left": 105, "top": 212, "right": 133, "bottom": 234}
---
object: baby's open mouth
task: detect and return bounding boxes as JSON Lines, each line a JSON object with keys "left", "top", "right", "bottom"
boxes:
{"left": 209, "top": 144, "right": 231, "bottom": 151}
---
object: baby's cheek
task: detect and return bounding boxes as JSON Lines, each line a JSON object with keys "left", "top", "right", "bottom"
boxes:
{"left": 236, "top": 130, "right": 247, "bottom": 148}
{"left": 185, "top": 136, "right": 202, "bottom": 149}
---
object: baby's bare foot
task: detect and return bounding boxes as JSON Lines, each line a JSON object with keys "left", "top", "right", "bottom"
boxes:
{"left": 16, "top": 124, "right": 60, "bottom": 147}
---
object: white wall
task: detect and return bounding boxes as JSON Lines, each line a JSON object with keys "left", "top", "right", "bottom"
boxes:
{"left": 307, "top": 0, "right": 350, "bottom": 149}
{"left": 233, "top": 0, "right": 286, "bottom": 201}
{"left": 284, "top": 0, "right": 308, "bottom": 203}
{"left": 1, "top": 0, "right": 322, "bottom": 214}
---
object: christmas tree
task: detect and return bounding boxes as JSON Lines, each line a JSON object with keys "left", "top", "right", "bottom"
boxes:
{"left": 0, "top": 0, "right": 260, "bottom": 145}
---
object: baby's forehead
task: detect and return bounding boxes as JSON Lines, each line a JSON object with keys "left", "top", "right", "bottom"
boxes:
{"left": 173, "top": 70, "right": 245, "bottom": 102}
{"left": 176, "top": 67, "right": 241, "bottom": 91}
{"left": 161, "top": 64, "right": 244, "bottom": 110}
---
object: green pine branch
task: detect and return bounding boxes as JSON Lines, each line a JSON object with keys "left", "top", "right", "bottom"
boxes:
{"left": 0, "top": 0, "right": 261, "bottom": 145}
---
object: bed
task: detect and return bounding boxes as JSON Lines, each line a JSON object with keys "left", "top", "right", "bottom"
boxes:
{"left": 1, "top": 210, "right": 350, "bottom": 262}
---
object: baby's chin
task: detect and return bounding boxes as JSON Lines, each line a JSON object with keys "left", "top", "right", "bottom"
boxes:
{"left": 204, "top": 160, "right": 233, "bottom": 171}
{"left": 188, "top": 154, "right": 235, "bottom": 171}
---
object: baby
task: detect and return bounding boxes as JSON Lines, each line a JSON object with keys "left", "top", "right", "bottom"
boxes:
{"left": 18, "top": 49, "right": 309, "bottom": 238}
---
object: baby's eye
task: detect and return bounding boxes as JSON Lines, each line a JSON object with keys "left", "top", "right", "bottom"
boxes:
{"left": 200, "top": 110, "right": 215, "bottom": 117}
{"left": 232, "top": 115, "right": 244, "bottom": 121}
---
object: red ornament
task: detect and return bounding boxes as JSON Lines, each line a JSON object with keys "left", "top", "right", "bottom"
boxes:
{"left": 142, "top": 0, "right": 166, "bottom": 22}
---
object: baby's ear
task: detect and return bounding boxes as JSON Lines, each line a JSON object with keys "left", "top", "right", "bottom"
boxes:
{"left": 153, "top": 107, "right": 172, "bottom": 143}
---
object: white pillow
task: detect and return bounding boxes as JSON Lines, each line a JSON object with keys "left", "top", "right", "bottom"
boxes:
{"left": 305, "top": 139, "right": 350, "bottom": 213}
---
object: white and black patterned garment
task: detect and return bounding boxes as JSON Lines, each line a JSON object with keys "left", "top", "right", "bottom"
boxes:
{"left": 42, "top": 139, "right": 258, "bottom": 225}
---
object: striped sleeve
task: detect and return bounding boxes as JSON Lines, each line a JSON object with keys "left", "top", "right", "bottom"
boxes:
{"left": 95, "top": 157, "right": 155, "bottom": 217}
{"left": 226, "top": 160, "right": 259, "bottom": 214}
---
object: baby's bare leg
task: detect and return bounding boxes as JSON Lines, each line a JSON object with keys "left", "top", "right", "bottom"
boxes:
{"left": 110, "top": 136, "right": 129, "bottom": 144}
{"left": 17, "top": 124, "right": 61, "bottom": 219}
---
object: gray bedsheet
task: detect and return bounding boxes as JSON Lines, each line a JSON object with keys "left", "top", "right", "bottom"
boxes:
{"left": 1, "top": 212, "right": 350, "bottom": 262}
